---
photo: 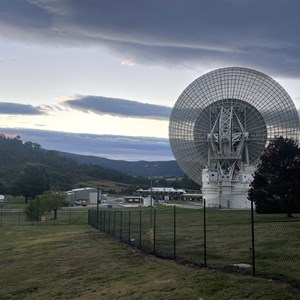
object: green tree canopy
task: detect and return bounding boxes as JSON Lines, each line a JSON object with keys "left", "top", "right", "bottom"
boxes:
{"left": 15, "top": 163, "right": 50, "bottom": 202}
{"left": 38, "top": 190, "right": 68, "bottom": 219}
{"left": 249, "top": 136, "right": 300, "bottom": 217}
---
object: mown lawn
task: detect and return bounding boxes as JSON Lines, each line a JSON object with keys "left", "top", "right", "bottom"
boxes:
{"left": 0, "top": 224, "right": 299, "bottom": 300}
{"left": 96, "top": 206, "right": 300, "bottom": 285}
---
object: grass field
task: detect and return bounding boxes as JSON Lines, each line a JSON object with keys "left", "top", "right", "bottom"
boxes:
{"left": 1, "top": 196, "right": 89, "bottom": 226}
{"left": 92, "top": 206, "right": 300, "bottom": 286}
{"left": 2, "top": 196, "right": 300, "bottom": 297}
{"left": 0, "top": 224, "right": 299, "bottom": 300}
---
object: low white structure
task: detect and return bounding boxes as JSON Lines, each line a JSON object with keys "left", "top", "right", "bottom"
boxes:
{"left": 202, "top": 165, "right": 255, "bottom": 209}
{"left": 66, "top": 187, "right": 100, "bottom": 205}
{"left": 182, "top": 193, "right": 202, "bottom": 202}
{"left": 123, "top": 196, "right": 151, "bottom": 207}
{"left": 137, "top": 187, "right": 186, "bottom": 201}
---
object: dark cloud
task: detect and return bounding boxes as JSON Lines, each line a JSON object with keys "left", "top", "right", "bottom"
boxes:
{"left": 64, "top": 96, "right": 171, "bottom": 119}
{"left": 0, "top": 0, "right": 53, "bottom": 29}
{"left": 0, "top": 102, "right": 43, "bottom": 115}
{"left": 1, "top": 0, "right": 300, "bottom": 76}
{"left": 0, "top": 128, "right": 173, "bottom": 161}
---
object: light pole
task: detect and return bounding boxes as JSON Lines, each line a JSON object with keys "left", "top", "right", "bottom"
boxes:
{"left": 146, "top": 164, "right": 157, "bottom": 228}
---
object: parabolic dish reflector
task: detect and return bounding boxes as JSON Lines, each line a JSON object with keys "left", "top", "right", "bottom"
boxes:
{"left": 169, "top": 67, "right": 299, "bottom": 185}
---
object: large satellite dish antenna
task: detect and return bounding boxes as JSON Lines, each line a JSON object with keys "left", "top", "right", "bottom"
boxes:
{"left": 169, "top": 67, "right": 299, "bottom": 208}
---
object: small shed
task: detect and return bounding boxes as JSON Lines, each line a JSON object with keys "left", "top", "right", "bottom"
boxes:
{"left": 123, "top": 196, "right": 151, "bottom": 207}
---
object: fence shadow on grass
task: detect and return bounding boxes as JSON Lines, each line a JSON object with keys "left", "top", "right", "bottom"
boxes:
{"left": 88, "top": 205, "right": 300, "bottom": 287}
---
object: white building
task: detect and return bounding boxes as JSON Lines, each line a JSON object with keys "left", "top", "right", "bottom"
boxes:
{"left": 123, "top": 196, "right": 151, "bottom": 207}
{"left": 66, "top": 187, "right": 99, "bottom": 205}
{"left": 136, "top": 187, "right": 186, "bottom": 201}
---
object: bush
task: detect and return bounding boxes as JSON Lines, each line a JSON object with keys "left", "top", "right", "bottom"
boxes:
{"left": 25, "top": 198, "right": 46, "bottom": 221}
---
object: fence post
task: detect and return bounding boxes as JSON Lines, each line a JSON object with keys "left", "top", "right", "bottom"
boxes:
{"left": 203, "top": 199, "right": 207, "bottom": 267}
{"left": 99, "top": 210, "right": 102, "bottom": 230}
{"left": 95, "top": 210, "right": 97, "bottom": 229}
{"left": 18, "top": 211, "right": 21, "bottom": 226}
{"left": 96, "top": 186, "right": 100, "bottom": 227}
{"left": 69, "top": 208, "right": 72, "bottom": 225}
{"left": 95, "top": 210, "right": 97, "bottom": 228}
{"left": 139, "top": 210, "right": 142, "bottom": 249}
{"left": 113, "top": 210, "right": 116, "bottom": 237}
{"left": 251, "top": 198, "right": 256, "bottom": 276}
{"left": 0, "top": 209, "right": 2, "bottom": 226}
{"left": 103, "top": 210, "right": 106, "bottom": 232}
{"left": 120, "top": 211, "right": 123, "bottom": 241}
{"left": 36, "top": 207, "right": 39, "bottom": 225}
{"left": 128, "top": 211, "right": 131, "bottom": 244}
{"left": 173, "top": 205, "right": 176, "bottom": 259}
{"left": 108, "top": 210, "right": 111, "bottom": 234}
{"left": 153, "top": 209, "right": 156, "bottom": 255}
{"left": 96, "top": 206, "right": 99, "bottom": 229}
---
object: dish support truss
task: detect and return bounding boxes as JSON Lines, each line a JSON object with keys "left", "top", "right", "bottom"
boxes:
{"left": 207, "top": 104, "right": 249, "bottom": 181}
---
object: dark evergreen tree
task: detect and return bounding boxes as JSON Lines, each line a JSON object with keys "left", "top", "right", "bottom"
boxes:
{"left": 0, "top": 180, "right": 7, "bottom": 194}
{"left": 249, "top": 137, "right": 300, "bottom": 217}
{"left": 180, "top": 174, "right": 201, "bottom": 190}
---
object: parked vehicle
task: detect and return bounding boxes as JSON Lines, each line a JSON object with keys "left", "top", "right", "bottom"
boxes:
{"left": 75, "top": 200, "right": 82, "bottom": 206}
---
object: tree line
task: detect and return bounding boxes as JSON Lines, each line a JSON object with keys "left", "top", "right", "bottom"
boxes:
{"left": 4, "top": 134, "right": 297, "bottom": 217}
{"left": 0, "top": 135, "right": 151, "bottom": 195}
{"left": 0, "top": 135, "right": 199, "bottom": 199}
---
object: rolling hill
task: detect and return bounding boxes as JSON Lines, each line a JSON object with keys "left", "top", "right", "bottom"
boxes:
{"left": 0, "top": 135, "right": 187, "bottom": 196}
{"left": 59, "top": 152, "right": 184, "bottom": 177}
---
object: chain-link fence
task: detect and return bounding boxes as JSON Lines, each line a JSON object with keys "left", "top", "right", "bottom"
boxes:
{"left": 88, "top": 204, "right": 300, "bottom": 286}
{"left": 0, "top": 208, "right": 88, "bottom": 225}
{"left": 254, "top": 213, "right": 300, "bottom": 285}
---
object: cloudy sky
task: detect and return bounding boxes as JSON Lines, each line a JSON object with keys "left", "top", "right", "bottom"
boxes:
{"left": 1, "top": 0, "right": 300, "bottom": 161}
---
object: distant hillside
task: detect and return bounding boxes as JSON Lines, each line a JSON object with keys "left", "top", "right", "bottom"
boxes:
{"left": 0, "top": 135, "right": 149, "bottom": 194}
{"left": 0, "top": 135, "right": 200, "bottom": 196}
{"left": 59, "top": 152, "right": 184, "bottom": 177}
